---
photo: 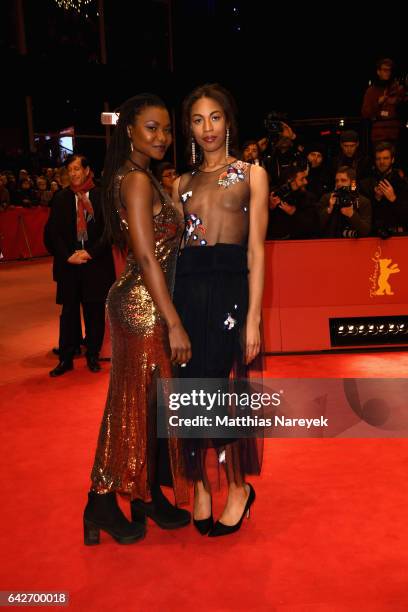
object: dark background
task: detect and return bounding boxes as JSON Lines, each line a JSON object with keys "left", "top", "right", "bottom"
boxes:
{"left": 1, "top": 0, "right": 407, "bottom": 172}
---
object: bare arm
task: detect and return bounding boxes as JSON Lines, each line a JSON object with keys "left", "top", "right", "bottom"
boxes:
{"left": 122, "top": 171, "right": 191, "bottom": 364}
{"left": 171, "top": 175, "right": 183, "bottom": 218}
{"left": 245, "top": 164, "right": 269, "bottom": 364}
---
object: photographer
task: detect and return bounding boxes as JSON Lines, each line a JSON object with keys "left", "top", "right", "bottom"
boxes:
{"left": 360, "top": 142, "right": 408, "bottom": 237}
{"left": 267, "top": 162, "right": 318, "bottom": 240}
{"left": 318, "top": 167, "right": 371, "bottom": 238}
{"left": 262, "top": 112, "right": 304, "bottom": 186}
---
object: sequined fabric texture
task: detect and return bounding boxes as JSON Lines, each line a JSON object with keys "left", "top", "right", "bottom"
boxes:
{"left": 91, "top": 166, "right": 188, "bottom": 504}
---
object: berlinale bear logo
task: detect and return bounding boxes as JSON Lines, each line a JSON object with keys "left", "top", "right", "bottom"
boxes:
{"left": 370, "top": 247, "right": 400, "bottom": 297}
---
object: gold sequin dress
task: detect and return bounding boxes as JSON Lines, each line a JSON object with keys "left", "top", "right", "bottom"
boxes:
{"left": 91, "top": 165, "right": 188, "bottom": 505}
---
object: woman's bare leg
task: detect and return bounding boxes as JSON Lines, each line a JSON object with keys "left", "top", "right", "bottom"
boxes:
{"left": 217, "top": 443, "right": 250, "bottom": 525}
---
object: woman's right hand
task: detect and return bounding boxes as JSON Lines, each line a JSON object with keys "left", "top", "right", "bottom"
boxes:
{"left": 168, "top": 322, "right": 192, "bottom": 366}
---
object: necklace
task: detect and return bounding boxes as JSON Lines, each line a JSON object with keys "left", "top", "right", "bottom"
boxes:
{"left": 128, "top": 158, "right": 151, "bottom": 173}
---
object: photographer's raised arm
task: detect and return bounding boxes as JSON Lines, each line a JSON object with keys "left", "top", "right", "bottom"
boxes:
{"left": 317, "top": 193, "right": 335, "bottom": 231}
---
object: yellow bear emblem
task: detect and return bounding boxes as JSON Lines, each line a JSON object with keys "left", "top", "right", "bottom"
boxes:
{"left": 374, "top": 258, "right": 400, "bottom": 296}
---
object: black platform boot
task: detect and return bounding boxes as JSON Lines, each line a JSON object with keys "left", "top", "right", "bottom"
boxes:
{"left": 83, "top": 491, "right": 146, "bottom": 545}
{"left": 131, "top": 482, "right": 191, "bottom": 530}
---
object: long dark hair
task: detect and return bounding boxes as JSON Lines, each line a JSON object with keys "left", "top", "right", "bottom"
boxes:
{"left": 102, "top": 93, "right": 167, "bottom": 248}
{"left": 181, "top": 83, "right": 239, "bottom": 167}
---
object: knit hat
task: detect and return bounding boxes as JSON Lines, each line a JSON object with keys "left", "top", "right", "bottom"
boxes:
{"left": 340, "top": 130, "right": 359, "bottom": 143}
{"left": 305, "top": 142, "right": 326, "bottom": 156}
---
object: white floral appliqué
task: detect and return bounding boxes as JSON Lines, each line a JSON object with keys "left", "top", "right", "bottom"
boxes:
{"left": 181, "top": 190, "right": 193, "bottom": 203}
{"left": 223, "top": 313, "right": 237, "bottom": 331}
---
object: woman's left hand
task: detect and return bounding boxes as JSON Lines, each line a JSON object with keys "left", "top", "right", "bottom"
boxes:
{"left": 243, "top": 318, "right": 261, "bottom": 365}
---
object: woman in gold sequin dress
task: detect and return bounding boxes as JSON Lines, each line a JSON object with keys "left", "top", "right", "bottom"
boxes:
{"left": 83, "top": 94, "right": 191, "bottom": 545}
{"left": 173, "top": 84, "right": 269, "bottom": 537}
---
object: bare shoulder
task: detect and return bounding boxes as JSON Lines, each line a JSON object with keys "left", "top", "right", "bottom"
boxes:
{"left": 121, "top": 169, "right": 153, "bottom": 201}
{"left": 171, "top": 175, "right": 181, "bottom": 203}
{"left": 173, "top": 175, "right": 181, "bottom": 192}
{"left": 250, "top": 164, "right": 268, "bottom": 184}
{"left": 180, "top": 169, "right": 194, "bottom": 180}
{"left": 172, "top": 172, "right": 193, "bottom": 202}
{"left": 121, "top": 168, "right": 152, "bottom": 189}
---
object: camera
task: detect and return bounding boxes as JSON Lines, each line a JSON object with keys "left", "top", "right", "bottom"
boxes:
{"left": 333, "top": 186, "right": 358, "bottom": 208}
{"left": 265, "top": 119, "right": 284, "bottom": 134}
{"left": 264, "top": 111, "right": 285, "bottom": 136}
{"left": 272, "top": 182, "right": 292, "bottom": 202}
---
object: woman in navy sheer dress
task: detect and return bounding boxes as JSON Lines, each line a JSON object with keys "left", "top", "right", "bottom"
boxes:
{"left": 173, "top": 84, "right": 269, "bottom": 537}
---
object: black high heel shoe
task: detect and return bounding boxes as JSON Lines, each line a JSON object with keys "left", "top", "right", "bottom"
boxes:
{"left": 83, "top": 491, "right": 145, "bottom": 545}
{"left": 208, "top": 483, "right": 255, "bottom": 538}
{"left": 193, "top": 515, "right": 214, "bottom": 535}
{"left": 131, "top": 483, "right": 191, "bottom": 530}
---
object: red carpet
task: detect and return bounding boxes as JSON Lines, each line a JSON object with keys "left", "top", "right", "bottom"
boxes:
{"left": 1, "top": 258, "right": 408, "bottom": 611}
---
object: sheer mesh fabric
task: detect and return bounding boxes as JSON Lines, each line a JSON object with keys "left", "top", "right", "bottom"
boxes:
{"left": 178, "top": 160, "right": 251, "bottom": 248}
{"left": 174, "top": 160, "right": 262, "bottom": 487}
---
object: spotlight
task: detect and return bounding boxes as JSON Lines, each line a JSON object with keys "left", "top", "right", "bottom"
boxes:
{"left": 330, "top": 316, "right": 408, "bottom": 346}
{"left": 367, "top": 324, "right": 377, "bottom": 336}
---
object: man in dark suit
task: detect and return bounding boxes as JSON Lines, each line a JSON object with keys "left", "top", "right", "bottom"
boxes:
{"left": 47, "top": 154, "right": 115, "bottom": 377}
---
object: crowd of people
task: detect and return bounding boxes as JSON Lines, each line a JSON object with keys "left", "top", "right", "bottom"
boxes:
{"left": 0, "top": 163, "right": 178, "bottom": 210}
{"left": 2, "top": 58, "right": 407, "bottom": 240}
{"left": 243, "top": 57, "right": 408, "bottom": 240}
{"left": 0, "top": 166, "right": 71, "bottom": 210}
{"left": 3, "top": 136, "right": 407, "bottom": 243}
{"left": 263, "top": 136, "right": 408, "bottom": 240}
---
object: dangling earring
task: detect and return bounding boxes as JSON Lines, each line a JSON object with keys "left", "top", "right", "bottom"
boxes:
{"left": 127, "top": 129, "right": 134, "bottom": 152}
{"left": 225, "top": 128, "right": 230, "bottom": 160}
{"left": 191, "top": 137, "right": 196, "bottom": 165}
